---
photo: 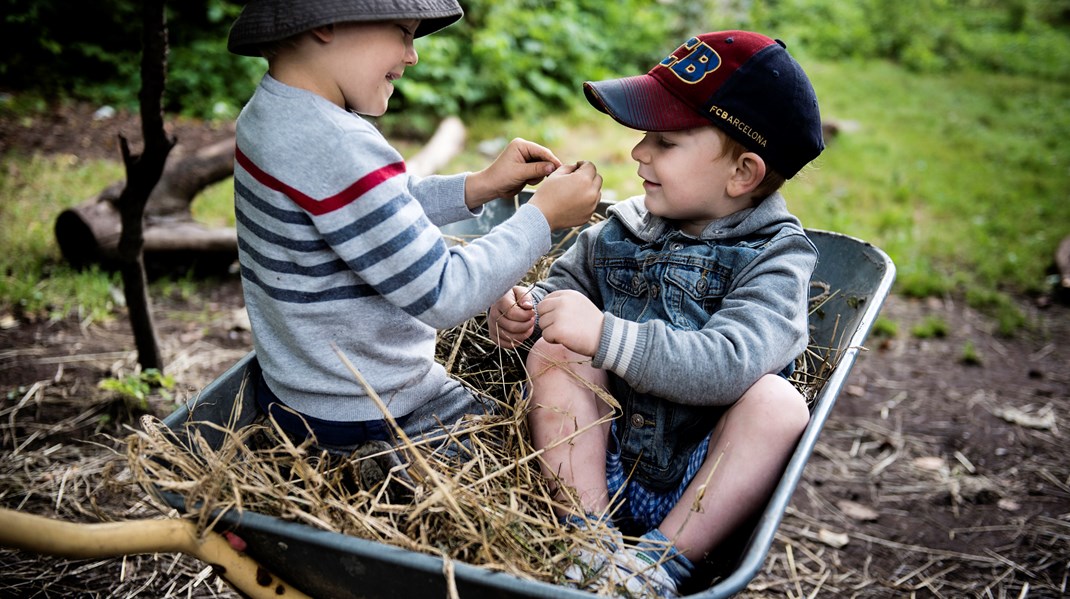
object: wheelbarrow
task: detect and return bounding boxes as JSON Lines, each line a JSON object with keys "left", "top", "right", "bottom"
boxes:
{"left": 152, "top": 195, "right": 895, "bottom": 598}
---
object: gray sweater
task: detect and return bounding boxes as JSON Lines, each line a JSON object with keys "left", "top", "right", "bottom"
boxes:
{"left": 234, "top": 74, "right": 551, "bottom": 421}
{"left": 532, "top": 194, "right": 818, "bottom": 406}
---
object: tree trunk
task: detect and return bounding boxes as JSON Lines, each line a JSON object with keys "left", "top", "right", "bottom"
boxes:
{"left": 115, "top": 0, "right": 174, "bottom": 371}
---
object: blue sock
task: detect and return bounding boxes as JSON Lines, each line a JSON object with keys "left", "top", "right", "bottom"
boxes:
{"left": 637, "top": 528, "right": 695, "bottom": 586}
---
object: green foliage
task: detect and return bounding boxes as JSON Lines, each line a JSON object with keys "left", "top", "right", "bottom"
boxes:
{"left": 0, "top": 153, "right": 125, "bottom": 322}
{"left": 166, "top": 41, "right": 264, "bottom": 120}
{"left": 911, "top": 316, "right": 950, "bottom": 339}
{"left": 960, "top": 340, "right": 983, "bottom": 365}
{"left": 98, "top": 368, "right": 175, "bottom": 411}
{"left": 741, "top": 0, "right": 1070, "bottom": 81}
{"left": 871, "top": 317, "right": 899, "bottom": 339}
{"left": 0, "top": 0, "right": 259, "bottom": 119}
{"left": 388, "top": 0, "right": 680, "bottom": 122}
{"left": 4, "top": 0, "right": 1068, "bottom": 120}
{"left": 1, "top": 264, "right": 123, "bottom": 325}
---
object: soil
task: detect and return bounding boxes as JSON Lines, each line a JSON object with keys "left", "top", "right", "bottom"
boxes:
{"left": 1, "top": 105, "right": 1067, "bottom": 598}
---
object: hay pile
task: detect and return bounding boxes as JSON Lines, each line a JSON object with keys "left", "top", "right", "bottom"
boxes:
{"left": 124, "top": 232, "right": 842, "bottom": 597}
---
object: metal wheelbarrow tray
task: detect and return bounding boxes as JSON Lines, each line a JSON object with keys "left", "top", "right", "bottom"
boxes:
{"left": 162, "top": 204, "right": 895, "bottom": 598}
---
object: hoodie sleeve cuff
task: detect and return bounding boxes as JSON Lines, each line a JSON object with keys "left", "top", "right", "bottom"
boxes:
{"left": 592, "top": 313, "right": 646, "bottom": 380}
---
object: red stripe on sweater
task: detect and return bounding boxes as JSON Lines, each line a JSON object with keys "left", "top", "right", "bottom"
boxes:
{"left": 234, "top": 145, "right": 406, "bottom": 216}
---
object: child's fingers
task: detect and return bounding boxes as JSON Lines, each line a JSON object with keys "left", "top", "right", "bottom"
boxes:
{"left": 513, "top": 138, "right": 563, "bottom": 168}
{"left": 496, "top": 305, "right": 534, "bottom": 329}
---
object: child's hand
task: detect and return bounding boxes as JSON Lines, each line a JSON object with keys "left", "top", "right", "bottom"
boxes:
{"left": 488, "top": 286, "right": 536, "bottom": 348}
{"left": 466, "top": 138, "right": 563, "bottom": 209}
{"left": 535, "top": 289, "right": 604, "bottom": 357}
{"left": 528, "top": 161, "right": 602, "bottom": 231}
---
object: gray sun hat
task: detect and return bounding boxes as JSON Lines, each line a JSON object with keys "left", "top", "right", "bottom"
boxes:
{"left": 227, "top": 0, "right": 464, "bottom": 57}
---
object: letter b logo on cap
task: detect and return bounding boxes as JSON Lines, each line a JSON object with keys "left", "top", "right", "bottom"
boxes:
{"left": 660, "top": 37, "right": 721, "bottom": 84}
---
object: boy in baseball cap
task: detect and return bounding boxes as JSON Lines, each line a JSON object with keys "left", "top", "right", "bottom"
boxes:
{"left": 488, "top": 31, "right": 823, "bottom": 596}
{"left": 227, "top": 0, "right": 602, "bottom": 458}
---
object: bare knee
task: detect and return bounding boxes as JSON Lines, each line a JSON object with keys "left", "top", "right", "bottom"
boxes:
{"left": 526, "top": 338, "right": 604, "bottom": 381}
{"left": 525, "top": 337, "right": 607, "bottom": 406}
{"left": 737, "top": 374, "right": 810, "bottom": 438}
{"left": 526, "top": 337, "right": 571, "bottom": 376}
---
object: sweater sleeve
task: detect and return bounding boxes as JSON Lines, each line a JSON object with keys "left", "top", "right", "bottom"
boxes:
{"left": 242, "top": 128, "right": 551, "bottom": 330}
{"left": 592, "top": 231, "right": 817, "bottom": 406}
{"left": 406, "top": 172, "right": 480, "bottom": 227}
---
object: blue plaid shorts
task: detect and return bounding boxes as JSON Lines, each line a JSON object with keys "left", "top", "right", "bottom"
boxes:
{"left": 605, "top": 420, "right": 713, "bottom": 532}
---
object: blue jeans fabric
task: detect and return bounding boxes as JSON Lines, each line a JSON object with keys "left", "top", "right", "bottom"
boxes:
{"left": 255, "top": 370, "right": 491, "bottom": 456}
{"left": 592, "top": 218, "right": 788, "bottom": 491}
{"left": 256, "top": 371, "right": 408, "bottom": 448}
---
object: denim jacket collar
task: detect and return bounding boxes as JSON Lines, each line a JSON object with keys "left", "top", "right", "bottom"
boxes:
{"left": 606, "top": 192, "right": 794, "bottom": 243}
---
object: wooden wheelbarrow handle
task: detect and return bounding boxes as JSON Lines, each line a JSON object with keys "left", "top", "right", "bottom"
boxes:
{"left": 0, "top": 507, "right": 310, "bottom": 599}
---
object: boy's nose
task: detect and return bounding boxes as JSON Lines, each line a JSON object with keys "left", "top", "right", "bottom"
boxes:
{"left": 406, "top": 46, "right": 418, "bottom": 66}
{"left": 631, "top": 140, "right": 649, "bottom": 163}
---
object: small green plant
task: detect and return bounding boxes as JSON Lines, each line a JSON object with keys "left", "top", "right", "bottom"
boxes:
{"left": 871, "top": 316, "right": 899, "bottom": 338}
{"left": 960, "top": 340, "right": 983, "bottom": 366}
{"left": 98, "top": 369, "right": 175, "bottom": 411}
{"left": 912, "top": 316, "right": 949, "bottom": 339}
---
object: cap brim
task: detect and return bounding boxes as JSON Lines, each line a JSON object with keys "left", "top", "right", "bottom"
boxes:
{"left": 414, "top": 12, "right": 463, "bottom": 38}
{"left": 584, "top": 75, "right": 709, "bottom": 132}
{"left": 227, "top": 3, "right": 463, "bottom": 57}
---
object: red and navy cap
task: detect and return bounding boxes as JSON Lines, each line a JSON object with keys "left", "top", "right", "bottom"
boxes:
{"left": 583, "top": 31, "right": 824, "bottom": 178}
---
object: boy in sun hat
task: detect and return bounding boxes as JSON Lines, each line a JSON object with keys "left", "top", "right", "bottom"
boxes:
{"left": 488, "top": 31, "right": 824, "bottom": 596}
{"left": 226, "top": 0, "right": 602, "bottom": 456}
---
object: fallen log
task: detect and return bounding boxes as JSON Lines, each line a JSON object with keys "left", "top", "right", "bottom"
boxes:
{"left": 55, "top": 137, "right": 236, "bottom": 274}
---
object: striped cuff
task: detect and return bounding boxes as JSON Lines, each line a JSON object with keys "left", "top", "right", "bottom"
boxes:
{"left": 593, "top": 313, "right": 645, "bottom": 379}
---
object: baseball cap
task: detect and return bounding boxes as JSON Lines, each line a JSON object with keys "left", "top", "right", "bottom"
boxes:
{"left": 228, "top": 0, "right": 464, "bottom": 57}
{"left": 584, "top": 31, "right": 824, "bottom": 178}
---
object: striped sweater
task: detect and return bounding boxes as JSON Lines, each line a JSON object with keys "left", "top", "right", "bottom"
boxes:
{"left": 234, "top": 75, "right": 551, "bottom": 422}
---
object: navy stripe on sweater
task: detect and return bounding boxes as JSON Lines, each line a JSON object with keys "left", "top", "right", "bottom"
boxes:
{"left": 238, "top": 236, "right": 349, "bottom": 277}
{"left": 235, "top": 204, "right": 330, "bottom": 252}
{"left": 235, "top": 178, "right": 312, "bottom": 225}
{"left": 241, "top": 265, "right": 375, "bottom": 303}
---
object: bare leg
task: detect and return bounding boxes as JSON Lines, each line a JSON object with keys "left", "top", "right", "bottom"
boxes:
{"left": 658, "top": 374, "right": 810, "bottom": 563}
{"left": 526, "top": 338, "right": 613, "bottom": 517}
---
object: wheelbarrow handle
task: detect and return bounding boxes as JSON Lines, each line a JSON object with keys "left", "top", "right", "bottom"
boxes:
{"left": 0, "top": 507, "right": 311, "bottom": 599}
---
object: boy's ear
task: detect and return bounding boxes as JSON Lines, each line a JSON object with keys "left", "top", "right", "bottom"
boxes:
{"left": 727, "top": 152, "right": 766, "bottom": 197}
{"left": 310, "top": 24, "right": 335, "bottom": 44}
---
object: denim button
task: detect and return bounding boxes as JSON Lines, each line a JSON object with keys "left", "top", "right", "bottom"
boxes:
{"left": 630, "top": 413, "right": 645, "bottom": 428}
{"left": 650, "top": 284, "right": 659, "bottom": 298}
{"left": 632, "top": 274, "right": 641, "bottom": 288}
{"left": 670, "top": 242, "right": 683, "bottom": 251}
{"left": 696, "top": 279, "right": 707, "bottom": 291}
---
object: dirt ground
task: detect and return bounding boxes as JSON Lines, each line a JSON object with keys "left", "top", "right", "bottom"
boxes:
{"left": 0, "top": 105, "right": 1067, "bottom": 598}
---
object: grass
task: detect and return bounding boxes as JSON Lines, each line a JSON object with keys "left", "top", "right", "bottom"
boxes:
{"left": 2, "top": 58, "right": 1068, "bottom": 332}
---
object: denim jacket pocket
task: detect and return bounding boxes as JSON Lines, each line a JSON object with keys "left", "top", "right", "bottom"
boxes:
{"left": 604, "top": 264, "right": 650, "bottom": 320}
{"left": 662, "top": 263, "right": 730, "bottom": 330}
{"left": 606, "top": 265, "right": 647, "bottom": 296}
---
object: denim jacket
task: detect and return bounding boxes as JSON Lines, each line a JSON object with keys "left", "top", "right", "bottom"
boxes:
{"left": 532, "top": 194, "right": 818, "bottom": 489}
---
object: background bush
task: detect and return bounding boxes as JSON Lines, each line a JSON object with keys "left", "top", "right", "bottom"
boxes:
{"left": 2, "top": 0, "right": 1067, "bottom": 121}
